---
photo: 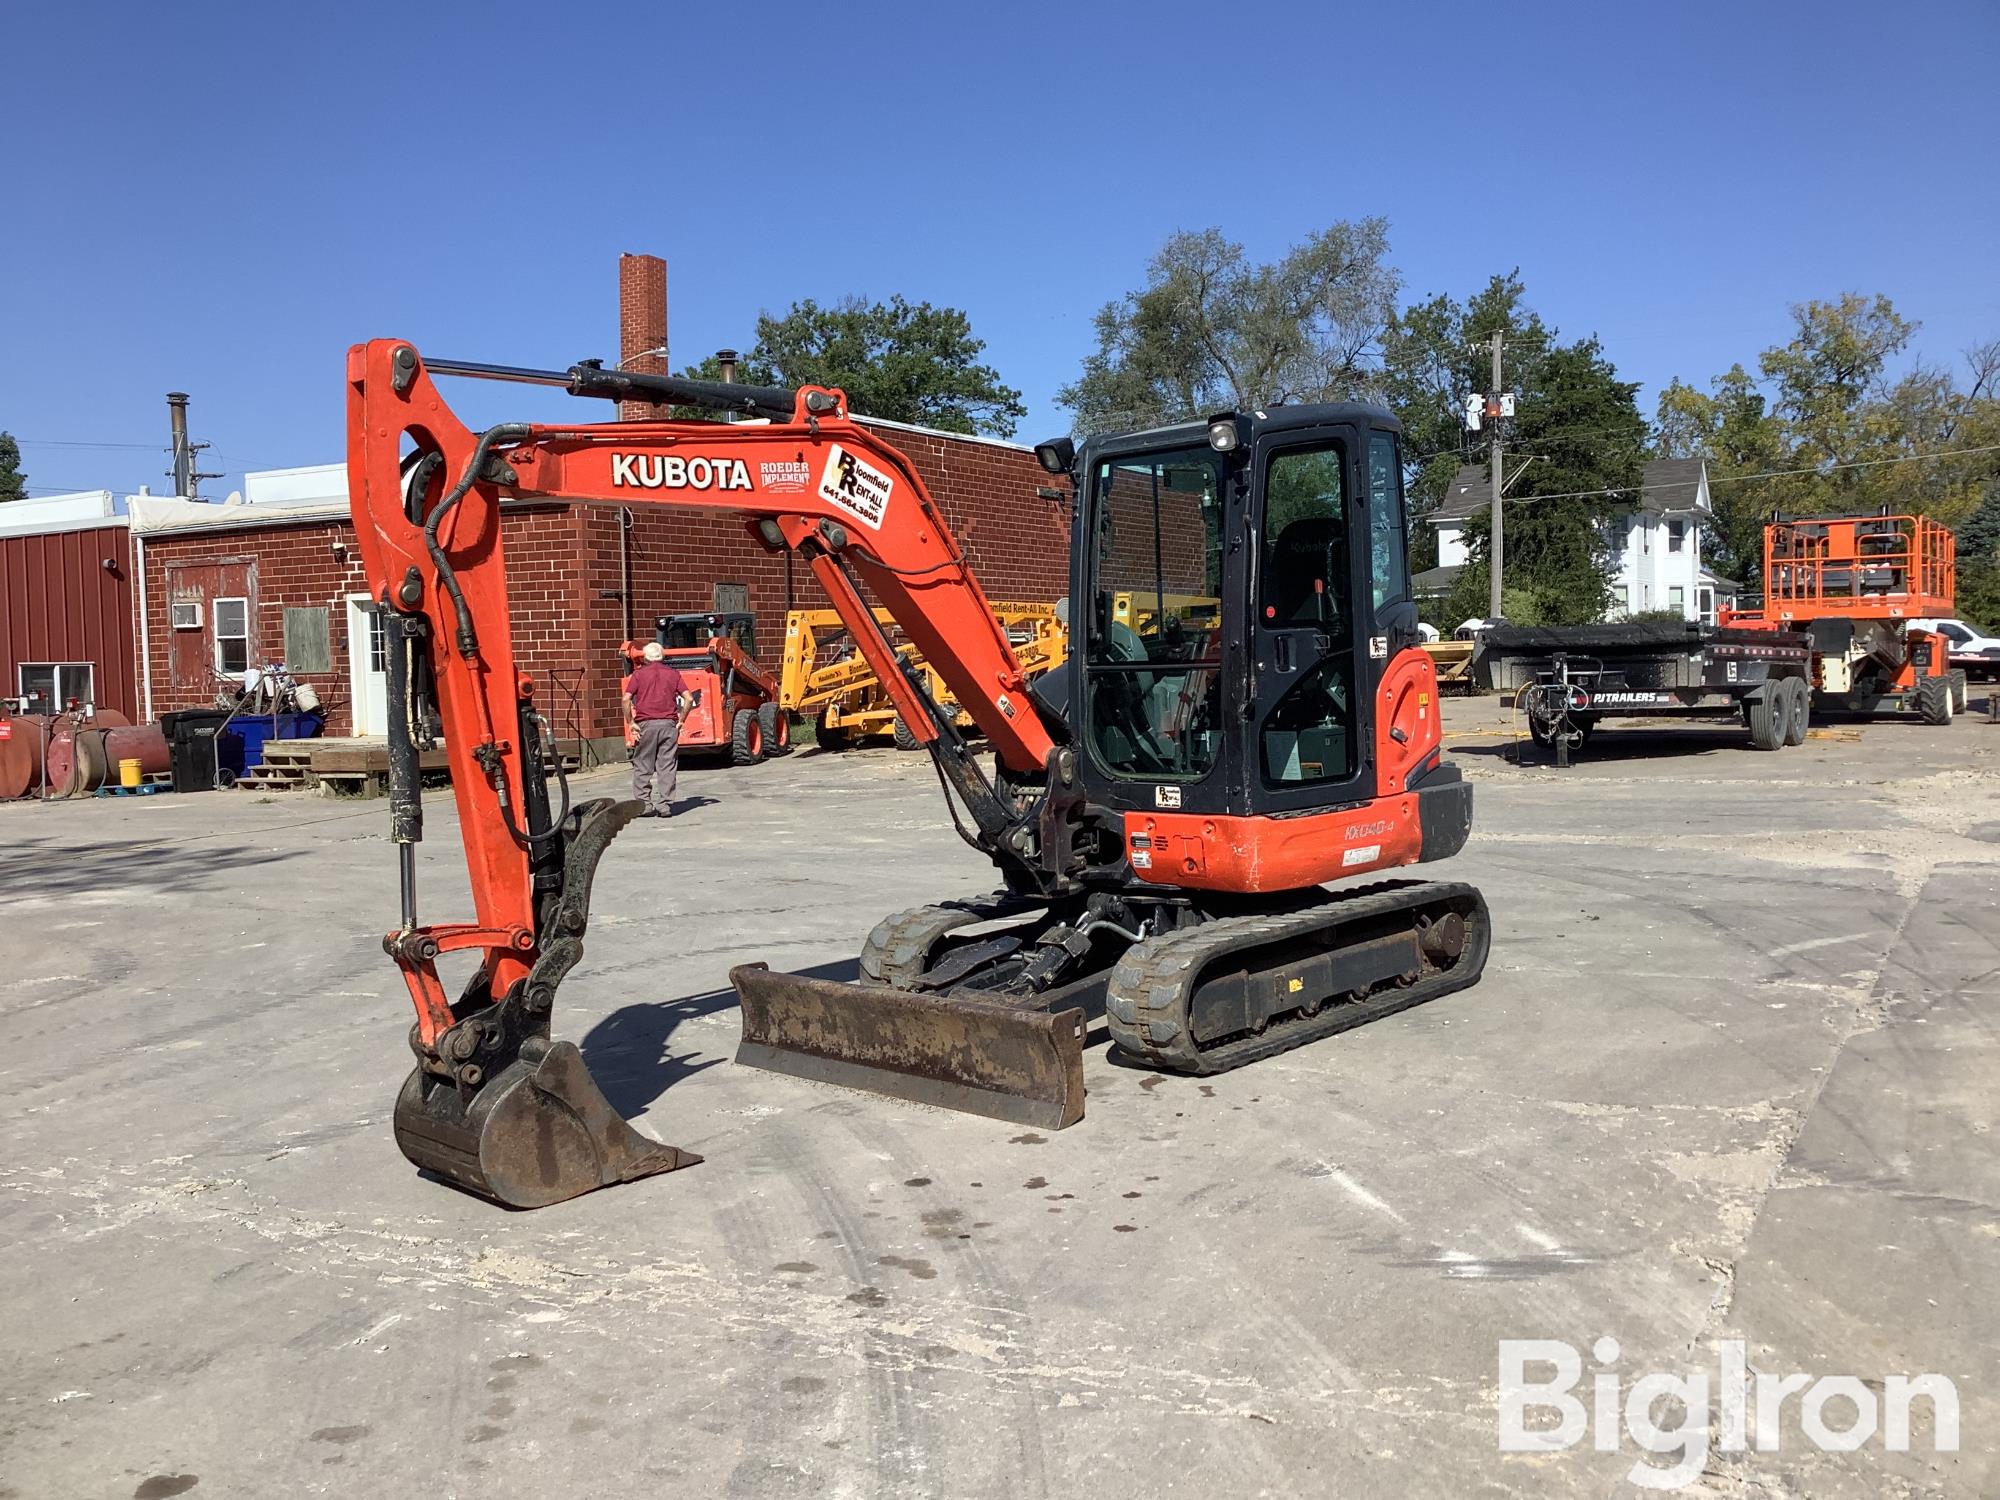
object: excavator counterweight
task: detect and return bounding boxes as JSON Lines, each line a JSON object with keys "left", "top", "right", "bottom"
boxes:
{"left": 345, "top": 341, "right": 1486, "bottom": 1207}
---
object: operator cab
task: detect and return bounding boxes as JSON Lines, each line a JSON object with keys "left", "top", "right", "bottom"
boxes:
{"left": 1044, "top": 405, "right": 1416, "bottom": 822}
{"left": 657, "top": 611, "right": 757, "bottom": 657}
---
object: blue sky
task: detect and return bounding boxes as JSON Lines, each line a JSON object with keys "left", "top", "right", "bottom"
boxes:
{"left": 5, "top": 1, "right": 1996, "bottom": 500}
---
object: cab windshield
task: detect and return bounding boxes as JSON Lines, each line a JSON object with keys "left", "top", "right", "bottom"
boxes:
{"left": 1083, "top": 446, "right": 1226, "bottom": 780}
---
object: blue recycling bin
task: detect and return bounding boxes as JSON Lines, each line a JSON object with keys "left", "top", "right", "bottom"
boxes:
{"left": 231, "top": 710, "right": 325, "bottom": 769}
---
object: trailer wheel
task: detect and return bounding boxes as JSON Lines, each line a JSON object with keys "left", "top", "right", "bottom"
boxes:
{"left": 731, "top": 708, "right": 766, "bottom": 765}
{"left": 893, "top": 715, "right": 921, "bottom": 752}
{"left": 1950, "top": 668, "right": 1969, "bottom": 715}
{"left": 1917, "top": 674, "right": 1953, "bottom": 727}
{"left": 1745, "top": 689, "right": 1785, "bottom": 751}
{"left": 1782, "top": 678, "right": 1809, "bottom": 746}
{"left": 758, "top": 702, "right": 790, "bottom": 754}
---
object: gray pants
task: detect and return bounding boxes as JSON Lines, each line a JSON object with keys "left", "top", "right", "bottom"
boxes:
{"left": 631, "top": 718, "right": 680, "bottom": 813}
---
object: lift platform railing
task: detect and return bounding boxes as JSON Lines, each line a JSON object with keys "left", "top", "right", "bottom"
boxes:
{"left": 1762, "top": 513, "right": 1955, "bottom": 622}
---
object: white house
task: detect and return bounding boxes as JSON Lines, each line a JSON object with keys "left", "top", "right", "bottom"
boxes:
{"left": 1414, "top": 457, "right": 1740, "bottom": 622}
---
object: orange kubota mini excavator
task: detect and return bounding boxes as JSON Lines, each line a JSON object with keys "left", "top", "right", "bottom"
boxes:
{"left": 346, "top": 341, "right": 1489, "bottom": 1208}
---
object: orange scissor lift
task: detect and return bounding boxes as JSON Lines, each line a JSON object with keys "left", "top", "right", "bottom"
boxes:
{"left": 1723, "top": 513, "right": 1966, "bottom": 724}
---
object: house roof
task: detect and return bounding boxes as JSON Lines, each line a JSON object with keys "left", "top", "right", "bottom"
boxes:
{"left": 1411, "top": 563, "right": 1462, "bottom": 596}
{"left": 1644, "top": 457, "right": 1706, "bottom": 513}
{"left": 1429, "top": 466, "right": 1491, "bottom": 523}
{"left": 1429, "top": 457, "right": 1707, "bottom": 523}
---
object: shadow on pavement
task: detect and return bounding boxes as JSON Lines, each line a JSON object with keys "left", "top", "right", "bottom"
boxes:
{"left": 1451, "top": 727, "right": 1754, "bottom": 765}
{"left": 581, "top": 957, "right": 859, "bottom": 1114}
{"left": 0, "top": 834, "right": 302, "bottom": 898}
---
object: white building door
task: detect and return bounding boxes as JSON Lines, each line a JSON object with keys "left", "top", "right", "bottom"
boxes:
{"left": 346, "top": 595, "right": 388, "bottom": 737}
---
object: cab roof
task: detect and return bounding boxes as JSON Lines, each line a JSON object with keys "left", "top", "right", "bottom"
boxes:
{"left": 1079, "top": 403, "right": 1402, "bottom": 461}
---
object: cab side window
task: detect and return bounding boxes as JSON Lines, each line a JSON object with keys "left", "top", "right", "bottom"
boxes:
{"left": 1261, "top": 447, "right": 1345, "bottom": 626}
{"left": 1367, "top": 432, "right": 1411, "bottom": 612}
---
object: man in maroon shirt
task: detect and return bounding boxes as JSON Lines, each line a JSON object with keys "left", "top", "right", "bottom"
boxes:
{"left": 623, "top": 641, "right": 688, "bottom": 817}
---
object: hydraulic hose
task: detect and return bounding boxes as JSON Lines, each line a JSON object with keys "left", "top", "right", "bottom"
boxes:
{"left": 424, "top": 424, "right": 532, "bottom": 658}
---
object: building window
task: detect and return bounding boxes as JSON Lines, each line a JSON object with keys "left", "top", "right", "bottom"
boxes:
{"left": 170, "top": 600, "right": 200, "bottom": 630}
{"left": 1699, "top": 587, "right": 1715, "bottom": 625}
{"left": 19, "top": 662, "right": 95, "bottom": 713}
{"left": 213, "top": 597, "right": 250, "bottom": 676}
{"left": 1669, "top": 585, "right": 1685, "bottom": 616}
{"left": 1668, "top": 518, "right": 1686, "bottom": 553}
{"left": 367, "top": 608, "right": 387, "bottom": 674}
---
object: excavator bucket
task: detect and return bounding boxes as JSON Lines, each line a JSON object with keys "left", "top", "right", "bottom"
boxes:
{"left": 732, "top": 963, "right": 1087, "bottom": 1130}
{"left": 394, "top": 1038, "right": 701, "bottom": 1210}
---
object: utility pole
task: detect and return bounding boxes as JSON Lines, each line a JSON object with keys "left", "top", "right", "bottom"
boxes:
{"left": 1488, "top": 331, "right": 1504, "bottom": 621}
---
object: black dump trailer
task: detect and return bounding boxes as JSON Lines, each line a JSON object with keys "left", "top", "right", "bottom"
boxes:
{"left": 1472, "top": 620, "right": 1815, "bottom": 762}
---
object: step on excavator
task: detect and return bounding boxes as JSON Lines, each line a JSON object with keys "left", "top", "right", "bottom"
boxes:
{"left": 346, "top": 341, "right": 1489, "bottom": 1208}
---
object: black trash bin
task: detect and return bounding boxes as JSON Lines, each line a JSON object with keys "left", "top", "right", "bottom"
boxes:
{"left": 161, "top": 710, "right": 245, "bottom": 792}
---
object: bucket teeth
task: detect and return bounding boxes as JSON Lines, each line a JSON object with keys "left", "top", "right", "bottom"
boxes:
{"left": 732, "top": 963, "right": 1087, "bottom": 1130}
{"left": 394, "top": 1040, "right": 699, "bottom": 1209}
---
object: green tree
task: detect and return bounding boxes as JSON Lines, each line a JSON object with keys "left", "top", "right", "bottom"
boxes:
{"left": 0, "top": 432, "right": 26, "bottom": 502}
{"left": 1381, "top": 271, "right": 1551, "bottom": 522}
{"left": 1651, "top": 364, "right": 1788, "bottom": 581}
{"left": 687, "top": 296, "right": 1025, "bottom": 436}
{"left": 1438, "top": 336, "right": 1644, "bottom": 626}
{"left": 1056, "top": 220, "right": 1398, "bottom": 434}
{"left": 1383, "top": 273, "right": 1640, "bottom": 625}
{"left": 1655, "top": 299, "right": 2000, "bottom": 583}
{"left": 1759, "top": 293, "right": 1915, "bottom": 491}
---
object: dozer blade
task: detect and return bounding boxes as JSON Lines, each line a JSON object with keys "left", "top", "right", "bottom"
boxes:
{"left": 394, "top": 1038, "right": 700, "bottom": 1209}
{"left": 732, "top": 963, "right": 1086, "bottom": 1130}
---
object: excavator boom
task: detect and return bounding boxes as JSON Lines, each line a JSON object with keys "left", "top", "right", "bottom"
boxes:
{"left": 347, "top": 341, "right": 1093, "bottom": 1204}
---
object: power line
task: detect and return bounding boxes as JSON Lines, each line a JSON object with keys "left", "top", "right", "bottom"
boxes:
{"left": 14, "top": 438, "right": 164, "bottom": 451}
{"left": 1485, "top": 441, "right": 2000, "bottom": 509}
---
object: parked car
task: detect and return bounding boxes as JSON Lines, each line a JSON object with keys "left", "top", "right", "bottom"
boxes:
{"left": 1910, "top": 618, "right": 2000, "bottom": 681}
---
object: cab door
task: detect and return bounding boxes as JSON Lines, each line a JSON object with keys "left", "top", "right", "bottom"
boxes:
{"left": 1246, "top": 427, "right": 1372, "bottom": 815}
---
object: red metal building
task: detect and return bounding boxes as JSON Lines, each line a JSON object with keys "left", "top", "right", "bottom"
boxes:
{"left": 0, "top": 494, "right": 139, "bottom": 720}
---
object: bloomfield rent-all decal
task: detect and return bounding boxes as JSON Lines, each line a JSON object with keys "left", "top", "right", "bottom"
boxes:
{"left": 818, "top": 444, "right": 893, "bottom": 529}
{"left": 609, "top": 454, "right": 753, "bottom": 491}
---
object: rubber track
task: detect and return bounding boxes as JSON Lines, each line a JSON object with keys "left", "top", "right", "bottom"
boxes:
{"left": 859, "top": 898, "right": 1014, "bottom": 987}
{"left": 1104, "top": 880, "right": 1490, "bottom": 1075}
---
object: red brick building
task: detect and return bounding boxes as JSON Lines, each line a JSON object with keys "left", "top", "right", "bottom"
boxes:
{"left": 125, "top": 253, "right": 1070, "bottom": 741}
{"left": 0, "top": 255, "right": 1064, "bottom": 747}
{"left": 130, "top": 445, "right": 1066, "bottom": 741}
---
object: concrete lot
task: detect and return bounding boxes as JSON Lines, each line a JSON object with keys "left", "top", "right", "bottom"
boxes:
{"left": 3, "top": 698, "right": 1997, "bottom": 1498}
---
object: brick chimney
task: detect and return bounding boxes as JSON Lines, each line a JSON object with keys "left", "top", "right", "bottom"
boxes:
{"left": 618, "top": 253, "right": 668, "bottom": 421}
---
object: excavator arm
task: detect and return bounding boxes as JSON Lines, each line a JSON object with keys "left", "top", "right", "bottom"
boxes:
{"left": 346, "top": 341, "right": 1086, "bottom": 1205}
